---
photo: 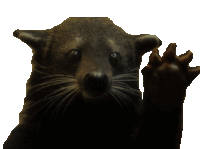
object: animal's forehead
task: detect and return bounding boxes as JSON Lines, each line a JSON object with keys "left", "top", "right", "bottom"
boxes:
{"left": 51, "top": 17, "right": 131, "bottom": 53}
{"left": 53, "top": 17, "right": 127, "bottom": 38}
{"left": 64, "top": 36, "right": 124, "bottom": 53}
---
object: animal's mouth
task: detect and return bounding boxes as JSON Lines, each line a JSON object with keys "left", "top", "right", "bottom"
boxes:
{"left": 82, "top": 89, "right": 108, "bottom": 99}
{"left": 79, "top": 87, "right": 111, "bottom": 103}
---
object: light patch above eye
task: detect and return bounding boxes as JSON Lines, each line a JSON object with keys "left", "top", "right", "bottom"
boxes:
{"left": 74, "top": 37, "right": 85, "bottom": 49}
{"left": 63, "top": 37, "right": 84, "bottom": 52}
{"left": 75, "top": 37, "right": 83, "bottom": 45}
{"left": 107, "top": 38, "right": 120, "bottom": 53}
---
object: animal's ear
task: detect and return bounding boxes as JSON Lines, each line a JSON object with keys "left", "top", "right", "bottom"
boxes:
{"left": 134, "top": 34, "right": 162, "bottom": 56}
{"left": 13, "top": 29, "right": 50, "bottom": 64}
{"left": 13, "top": 29, "right": 49, "bottom": 51}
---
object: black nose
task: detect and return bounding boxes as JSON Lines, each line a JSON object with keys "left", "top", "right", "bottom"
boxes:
{"left": 84, "top": 72, "right": 108, "bottom": 93}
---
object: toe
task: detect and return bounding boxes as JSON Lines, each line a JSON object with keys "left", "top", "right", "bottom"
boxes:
{"left": 162, "top": 43, "right": 177, "bottom": 63}
{"left": 188, "top": 66, "right": 200, "bottom": 78}
{"left": 149, "top": 48, "right": 162, "bottom": 66}
{"left": 186, "top": 66, "right": 200, "bottom": 86}
{"left": 179, "top": 50, "right": 193, "bottom": 64}
{"left": 141, "top": 64, "right": 153, "bottom": 75}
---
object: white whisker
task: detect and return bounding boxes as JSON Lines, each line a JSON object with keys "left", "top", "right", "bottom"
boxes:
{"left": 40, "top": 75, "right": 75, "bottom": 79}
{"left": 30, "top": 78, "right": 74, "bottom": 89}
{"left": 112, "top": 88, "right": 132, "bottom": 102}
{"left": 29, "top": 80, "right": 75, "bottom": 96}
{"left": 113, "top": 74, "right": 137, "bottom": 79}
{"left": 109, "top": 72, "right": 141, "bottom": 107}
{"left": 113, "top": 86, "right": 132, "bottom": 94}
{"left": 52, "top": 88, "right": 79, "bottom": 118}
{"left": 30, "top": 92, "right": 63, "bottom": 118}
{"left": 33, "top": 68, "right": 51, "bottom": 75}
{"left": 114, "top": 79, "right": 138, "bottom": 82}
{"left": 63, "top": 90, "right": 79, "bottom": 114}
{"left": 113, "top": 83, "right": 140, "bottom": 94}
{"left": 45, "top": 90, "right": 71, "bottom": 116}
{"left": 109, "top": 91, "right": 123, "bottom": 108}
{"left": 24, "top": 86, "right": 73, "bottom": 111}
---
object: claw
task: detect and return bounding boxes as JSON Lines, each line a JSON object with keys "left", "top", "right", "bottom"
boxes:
{"left": 166, "top": 43, "right": 177, "bottom": 53}
{"left": 153, "top": 48, "right": 162, "bottom": 60}
{"left": 149, "top": 48, "right": 162, "bottom": 66}
{"left": 187, "top": 66, "right": 200, "bottom": 85}
{"left": 162, "top": 43, "right": 177, "bottom": 63}
{"left": 179, "top": 50, "right": 193, "bottom": 64}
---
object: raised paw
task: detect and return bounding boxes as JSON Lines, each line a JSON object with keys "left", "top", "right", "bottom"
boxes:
{"left": 142, "top": 43, "right": 200, "bottom": 110}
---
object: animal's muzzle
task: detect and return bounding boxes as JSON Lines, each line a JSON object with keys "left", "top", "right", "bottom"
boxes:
{"left": 84, "top": 72, "right": 108, "bottom": 96}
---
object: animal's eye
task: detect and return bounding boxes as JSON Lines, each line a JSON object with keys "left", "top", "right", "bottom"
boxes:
{"left": 66, "top": 49, "right": 81, "bottom": 62}
{"left": 71, "top": 50, "right": 79, "bottom": 56}
{"left": 110, "top": 53, "right": 117, "bottom": 58}
{"left": 109, "top": 52, "right": 122, "bottom": 66}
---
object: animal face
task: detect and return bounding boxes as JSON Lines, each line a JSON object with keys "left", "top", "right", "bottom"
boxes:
{"left": 13, "top": 17, "right": 161, "bottom": 111}
{"left": 47, "top": 36, "right": 137, "bottom": 103}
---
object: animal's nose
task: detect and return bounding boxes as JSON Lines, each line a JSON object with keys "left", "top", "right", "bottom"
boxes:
{"left": 84, "top": 71, "right": 108, "bottom": 93}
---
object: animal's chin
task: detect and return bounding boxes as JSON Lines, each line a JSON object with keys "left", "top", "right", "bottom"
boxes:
{"left": 82, "top": 91, "right": 109, "bottom": 103}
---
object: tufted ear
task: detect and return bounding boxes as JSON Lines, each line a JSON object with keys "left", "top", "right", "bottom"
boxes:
{"left": 13, "top": 29, "right": 50, "bottom": 64}
{"left": 134, "top": 34, "right": 162, "bottom": 56}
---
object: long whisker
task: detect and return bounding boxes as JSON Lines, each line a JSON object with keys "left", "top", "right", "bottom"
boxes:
{"left": 32, "top": 68, "right": 51, "bottom": 76}
{"left": 23, "top": 84, "right": 74, "bottom": 112}
{"left": 113, "top": 82, "right": 141, "bottom": 94}
{"left": 29, "top": 88, "right": 69, "bottom": 118}
{"left": 64, "top": 89, "right": 79, "bottom": 111}
{"left": 39, "top": 75, "right": 75, "bottom": 79}
{"left": 30, "top": 78, "right": 74, "bottom": 89}
{"left": 113, "top": 81, "right": 134, "bottom": 89}
{"left": 112, "top": 86, "right": 133, "bottom": 94}
{"left": 110, "top": 72, "right": 141, "bottom": 107}
{"left": 109, "top": 91, "right": 123, "bottom": 109}
{"left": 113, "top": 83, "right": 132, "bottom": 90}
{"left": 112, "top": 88, "right": 132, "bottom": 102}
{"left": 114, "top": 79, "right": 138, "bottom": 82}
{"left": 110, "top": 90, "right": 125, "bottom": 105}
{"left": 51, "top": 85, "right": 77, "bottom": 113}
{"left": 29, "top": 80, "right": 75, "bottom": 95}
{"left": 52, "top": 88, "right": 79, "bottom": 118}
{"left": 45, "top": 89, "right": 72, "bottom": 116}
{"left": 32, "top": 60, "right": 49, "bottom": 69}
{"left": 113, "top": 74, "right": 137, "bottom": 79}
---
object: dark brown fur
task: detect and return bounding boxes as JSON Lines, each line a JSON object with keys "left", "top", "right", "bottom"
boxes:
{"left": 4, "top": 17, "right": 200, "bottom": 149}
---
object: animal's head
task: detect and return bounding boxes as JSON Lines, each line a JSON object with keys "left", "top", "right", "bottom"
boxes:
{"left": 14, "top": 17, "right": 161, "bottom": 106}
